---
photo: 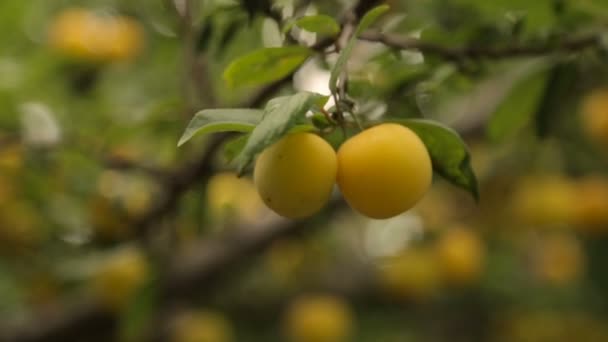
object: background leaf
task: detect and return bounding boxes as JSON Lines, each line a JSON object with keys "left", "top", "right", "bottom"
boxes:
{"left": 118, "top": 275, "right": 159, "bottom": 342}
{"left": 536, "top": 63, "right": 580, "bottom": 138}
{"left": 487, "top": 71, "right": 549, "bottom": 142}
{"left": 329, "top": 4, "right": 390, "bottom": 94}
{"left": 178, "top": 109, "right": 263, "bottom": 147}
{"left": 223, "top": 47, "right": 312, "bottom": 88}
{"left": 294, "top": 15, "right": 340, "bottom": 36}
{"left": 236, "top": 92, "right": 327, "bottom": 174}
{"left": 390, "top": 119, "right": 479, "bottom": 200}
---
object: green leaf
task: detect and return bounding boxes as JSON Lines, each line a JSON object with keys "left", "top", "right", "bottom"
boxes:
{"left": 178, "top": 109, "right": 263, "bottom": 147}
{"left": 118, "top": 275, "right": 159, "bottom": 342}
{"left": 236, "top": 92, "right": 328, "bottom": 174}
{"left": 390, "top": 119, "right": 479, "bottom": 200}
{"left": 294, "top": 15, "right": 340, "bottom": 36}
{"left": 487, "top": 71, "right": 549, "bottom": 142}
{"left": 223, "top": 46, "right": 312, "bottom": 88}
{"left": 329, "top": 4, "right": 390, "bottom": 94}
{"left": 536, "top": 63, "right": 579, "bottom": 138}
{"left": 223, "top": 134, "right": 250, "bottom": 163}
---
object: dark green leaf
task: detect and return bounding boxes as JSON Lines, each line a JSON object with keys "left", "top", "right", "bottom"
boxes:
{"left": 294, "top": 15, "right": 340, "bottom": 36}
{"left": 390, "top": 119, "right": 479, "bottom": 200}
{"left": 223, "top": 47, "right": 312, "bottom": 88}
{"left": 196, "top": 20, "right": 213, "bottom": 52}
{"left": 217, "top": 17, "right": 246, "bottom": 55}
{"left": 236, "top": 92, "right": 328, "bottom": 174}
{"left": 329, "top": 4, "right": 390, "bottom": 94}
{"left": 487, "top": 71, "right": 549, "bottom": 142}
{"left": 536, "top": 63, "right": 579, "bottom": 138}
{"left": 239, "top": 0, "right": 271, "bottom": 21}
{"left": 178, "top": 109, "right": 263, "bottom": 147}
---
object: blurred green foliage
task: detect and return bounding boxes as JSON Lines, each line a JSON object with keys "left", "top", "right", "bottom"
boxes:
{"left": 2, "top": 0, "right": 608, "bottom": 341}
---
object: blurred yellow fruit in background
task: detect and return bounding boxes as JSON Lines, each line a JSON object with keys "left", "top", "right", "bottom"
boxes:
{"left": 103, "top": 16, "right": 145, "bottom": 62}
{"left": 91, "top": 246, "right": 148, "bottom": 310}
{"left": 533, "top": 233, "right": 584, "bottom": 286}
{"left": 435, "top": 226, "right": 485, "bottom": 286}
{"left": 580, "top": 88, "right": 608, "bottom": 147}
{"left": 284, "top": 294, "right": 353, "bottom": 342}
{"left": 0, "top": 202, "right": 43, "bottom": 253}
{"left": 571, "top": 177, "right": 608, "bottom": 232}
{"left": 337, "top": 124, "right": 432, "bottom": 219}
{"left": 413, "top": 184, "right": 455, "bottom": 231}
{"left": 171, "top": 311, "right": 233, "bottom": 342}
{"left": 254, "top": 133, "right": 337, "bottom": 219}
{"left": 207, "top": 172, "right": 264, "bottom": 224}
{"left": 511, "top": 176, "right": 576, "bottom": 227}
{"left": 379, "top": 247, "right": 441, "bottom": 301}
{"left": 48, "top": 8, "right": 144, "bottom": 63}
{"left": 0, "top": 143, "right": 24, "bottom": 175}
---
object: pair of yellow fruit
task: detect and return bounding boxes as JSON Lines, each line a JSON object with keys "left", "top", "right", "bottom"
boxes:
{"left": 254, "top": 123, "right": 433, "bottom": 219}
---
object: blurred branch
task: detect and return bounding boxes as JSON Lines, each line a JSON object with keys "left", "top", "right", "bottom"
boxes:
{"left": 359, "top": 30, "right": 602, "bottom": 60}
{"left": 1, "top": 198, "right": 347, "bottom": 342}
{"left": 161, "top": 198, "right": 347, "bottom": 300}
{"left": 0, "top": 299, "right": 114, "bottom": 342}
{"left": 0, "top": 133, "right": 20, "bottom": 151}
{"left": 103, "top": 155, "right": 171, "bottom": 179}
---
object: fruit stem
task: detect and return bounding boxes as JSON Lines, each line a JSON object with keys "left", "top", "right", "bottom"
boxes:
{"left": 350, "top": 112, "right": 364, "bottom": 131}
{"left": 320, "top": 108, "right": 336, "bottom": 124}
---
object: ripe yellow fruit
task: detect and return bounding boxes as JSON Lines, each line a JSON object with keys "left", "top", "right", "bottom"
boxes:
{"left": 379, "top": 247, "right": 441, "bottom": 301}
{"left": 171, "top": 311, "right": 233, "bottom": 342}
{"left": 580, "top": 88, "right": 608, "bottom": 147}
{"left": 91, "top": 247, "right": 148, "bottom": 310}
{"left": 254, "top": 133, "right": 337, "bottom": 219}
{"left": 337, "top": 123, "right": 432, "bottom": 219}
{"left": 207, "top": 172, "right": 264, "bottom": 223}
{"left": 284, "top": 294, "right": 353, "bottom": 342}
{"left": 48, "top": 8, "right": 144, "bottom": 63}
{"left": 435, "top": 227, "right": 485, "bottom": 286}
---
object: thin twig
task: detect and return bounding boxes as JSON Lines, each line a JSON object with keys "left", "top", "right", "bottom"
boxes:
{"left": 359, "top": 30, "right": 601, "bottom": 60}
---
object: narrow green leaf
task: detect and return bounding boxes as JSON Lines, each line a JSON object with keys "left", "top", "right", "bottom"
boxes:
{"left": 118, "top": 275, "right": 158, "bottom": 342}
{"left": 536, "top": 63, "right": 579, "bottom": 138}
{"left": 223, "top": 46, "right": 312, "bottom": 88}
{"left": 236, "top": 92, "right": 328, "bottom": 174}
{"left": 294, "top": 15, "right": 340, "bottom": 36}
{"left": 178, "top": 109, "right": 263, "bottom": 147}
{"left": 487, "top": 71, "right": 549, "bottom": 142}
{"left": 329, "top": 4, "right": 390, "bottom": 94}
{"left": 390, "top": 119, "right": 479, "bottom": 200}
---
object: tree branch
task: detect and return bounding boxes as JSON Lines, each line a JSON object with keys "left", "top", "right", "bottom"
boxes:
{"left": 1, "top": 198, "right": 347, "bottom": 342}
{"left": 359, "top": 30, "right": 601, "bottom": 60}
